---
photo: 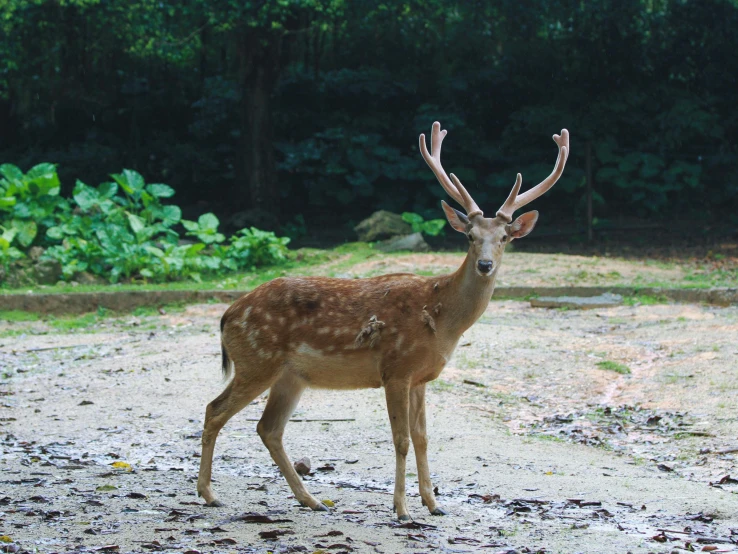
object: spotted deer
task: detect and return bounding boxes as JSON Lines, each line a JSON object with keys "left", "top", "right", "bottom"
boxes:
{"left": 197, "top": 122, "right": 569, "bottom": 519}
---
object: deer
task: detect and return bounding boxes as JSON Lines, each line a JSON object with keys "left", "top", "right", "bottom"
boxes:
{"left": 196, "top": 121, "right": 569, "bottom": 520}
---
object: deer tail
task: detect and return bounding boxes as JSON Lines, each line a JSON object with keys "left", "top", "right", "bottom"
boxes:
{"left": 220, "top": 314, "right": 233, "bottom": 380}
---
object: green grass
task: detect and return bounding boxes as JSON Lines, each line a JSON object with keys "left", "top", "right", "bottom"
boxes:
{"left": 0, "top": 301, "right": 196, "bottom": 336}
{"left": 596, "top": 360, "right": 631, "bottom": 375}
{"left": 48, "top": 312, "right": 99, "bottom": 331}
{"left": 0, "top": 310, "right": 41, "bottom": 322}
{"left": 623, "top": 294, "right": 669, "bottom": 306}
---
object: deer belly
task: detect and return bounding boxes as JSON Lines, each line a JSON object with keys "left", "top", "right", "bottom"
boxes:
{"left": 287, "top": 344, "right": 382, "bottom": 389}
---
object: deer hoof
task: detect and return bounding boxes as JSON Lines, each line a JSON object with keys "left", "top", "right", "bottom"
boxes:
{"left": 313, "top": 502, "right": 330, "bottom": 512}
{"left": 431, "top": 507, "right": 448, "bottom": 516}
{"left": 398, "top": 514, "right": 411, "bottom": 521}
{"left": 205, "top": 499, "right": 224, "bottom": 507}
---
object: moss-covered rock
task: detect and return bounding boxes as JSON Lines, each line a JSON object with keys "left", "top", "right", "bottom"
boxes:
{"left": 354, "top": 210, "right": 411, "bottom": 242}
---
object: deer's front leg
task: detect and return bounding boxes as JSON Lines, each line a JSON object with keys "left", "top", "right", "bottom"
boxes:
{"left": 385, "top": 380, "right": 411, "bottom": 520}
{"left": 410, "top": 383, "right": 446, "bottom": 515}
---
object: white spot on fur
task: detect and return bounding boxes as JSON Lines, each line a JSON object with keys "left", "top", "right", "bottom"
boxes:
{"left": 296, "top": 343, "right": 324, "bottom": 356}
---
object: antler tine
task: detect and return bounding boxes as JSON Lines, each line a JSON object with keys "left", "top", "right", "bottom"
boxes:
{"left": 496, "top": 129, "right": 570, "bottom": 222}
{"left": 449, "top": 173, "right": 482, "bottom": 218}
{"left": 419, "top": 122, "right": 483, "bottom": 218}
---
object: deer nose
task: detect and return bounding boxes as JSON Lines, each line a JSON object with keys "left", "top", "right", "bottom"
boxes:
{"left": 477, "top": 260, "right": 494, "bottom": 274}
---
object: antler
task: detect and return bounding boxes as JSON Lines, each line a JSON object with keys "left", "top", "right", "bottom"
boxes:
{"left": 419, "top": 122, "right": 483, "bottom": 218}
{"left": 495, "top": 129, "right": 569, "bottom": 222}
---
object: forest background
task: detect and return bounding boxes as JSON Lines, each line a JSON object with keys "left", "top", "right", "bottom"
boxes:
{"left": 1, "top": 0, "right": 736, "bottom": 245}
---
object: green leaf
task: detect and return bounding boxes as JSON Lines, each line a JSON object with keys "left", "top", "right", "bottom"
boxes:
{"left": 73, "top": 182, "right": 99, "bottom": 211}
{"left": 159, "top": 205, "right": 181, "bottom": 226}
{"left": 420, "top": 219, "right": 446, "bottom": 236}
{"left": 98, "top": 182, "right": 118, "bottom": 199}
{"left": 146, "top": 183, "right": 175, "bottom": 198}
{"left": 126, "top": 213, "right": 146, "bottom": 238}
{"left": 12, "top": 219, "right": 37, "bottom": 247}
{"left": 26, "top": 163, "right": 60, "bottom": 195}
{"left": 113, "top": 169, "right": 145, "bottom": 194}
{"left": 46, "top": 226, "right": 65, "bottom": 240}
{"left": 0, "top": 196, "right": 16, "bottom": 209}
{"left": 181, "top": 220, "right": 198, "bottom": 232}
{"left": 0, "top": 164, "right": 23, "bottom": 181}
{"left": 198, "top": 213, "right": 220, "bottom": 230}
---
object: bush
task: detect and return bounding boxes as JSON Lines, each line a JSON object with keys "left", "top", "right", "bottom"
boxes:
{"left": 401, "top": 212, "right": 446, "bottom": 237}
{"left": 0, "top": 164, "right": 292, "bottom": 283}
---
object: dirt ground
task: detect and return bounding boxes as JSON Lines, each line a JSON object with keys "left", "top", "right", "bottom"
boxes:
{"left": 1, "top": 300, "right": 738, "bottom": 554}
{"left": 335, "top": 252, "right": 700, "bottom": 288}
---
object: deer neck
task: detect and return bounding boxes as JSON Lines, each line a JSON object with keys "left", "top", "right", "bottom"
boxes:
{"left": 441, "top": 251, "right": 497, "bottom": 337}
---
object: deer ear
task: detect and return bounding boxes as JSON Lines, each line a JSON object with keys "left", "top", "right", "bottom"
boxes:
{"left": 507, "top": 210, "right": 539, "bottom": 239}
{"left": 441, "top": 200, "right": 469, "bottom": 233}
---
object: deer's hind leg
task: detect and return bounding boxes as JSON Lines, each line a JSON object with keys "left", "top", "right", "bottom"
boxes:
{"left": 197, "top": 367, "right": 275, "bottom": 506}
{"left": 257, "top": 373, "right": 327, "bottom": 511}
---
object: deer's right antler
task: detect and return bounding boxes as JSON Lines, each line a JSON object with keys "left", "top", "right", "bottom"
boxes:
{"left": 419, "top": 122, "right": 483, "bottom": 219}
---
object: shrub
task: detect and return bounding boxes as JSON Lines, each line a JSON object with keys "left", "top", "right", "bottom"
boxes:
{"left": 401, "top": 212, "right": 446, "bottom": 236}
{"left": 0, "top": 164, "right": 292, "bottom": 283}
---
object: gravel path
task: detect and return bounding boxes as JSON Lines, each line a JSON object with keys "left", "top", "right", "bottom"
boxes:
{"left": 1, "top": 301, "right": 737, "bottom": 553}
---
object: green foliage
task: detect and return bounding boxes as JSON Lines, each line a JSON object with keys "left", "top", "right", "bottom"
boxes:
{"left": 1, "top": 164, "right": 291, "bottom": 284}
{"left": 401, "top": 212, "right": 446, "bottom": 237}
{"left": 1, "top": 0, "right": 738, "bottom": 226}
{"left": 0, "top": 163, "right": 69, "bottom": 253}
{"left": 182, "top": 213, "right": 225, "bottom": 244}
{"left": 227, "top": 227, "right": 291, "bottom": 269}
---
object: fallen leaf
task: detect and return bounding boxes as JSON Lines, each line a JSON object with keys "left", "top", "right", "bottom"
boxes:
{"left": 111, "top": 461, "right": 131, "bottom": 470}
{"left": 321, "top": 499, "right": 335, "bottom": 507}
{"left": 96, "top": 485, "right": 118, "bottom": 492}
{"left": 78, "top": 400, "right": 94, "bottom": 406}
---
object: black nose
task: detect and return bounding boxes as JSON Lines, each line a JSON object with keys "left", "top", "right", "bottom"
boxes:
{"left": 477, "top": 260, "right": 494, "bottom": 274}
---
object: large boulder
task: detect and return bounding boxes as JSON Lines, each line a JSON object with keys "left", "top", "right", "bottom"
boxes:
{"left": 375, "top": 232, "right": 430, "bottom": 253}
{"left": 354, "top": 210, "right": 412, "bottom": 242}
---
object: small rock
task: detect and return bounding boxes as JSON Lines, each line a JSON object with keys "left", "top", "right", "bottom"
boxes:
{"left": 34, "top": 259, "right": 62, "bottom": 285}
{"left": 376, "top": 232, "right": 430, "bottom": 253}
{"left": 294, "top": 457, "right": 311, "bottom": 476}
{"left": 72, "top": 271, "right": 107, "bottom": 285}
{"left": 354, "top": 210, "right": 411, "bottom": 242}
{"left": 530, "top": 293, "right": 623, "bottom": 310}
{"left": 28, "top": 246, "right": 45, "bottom": 262}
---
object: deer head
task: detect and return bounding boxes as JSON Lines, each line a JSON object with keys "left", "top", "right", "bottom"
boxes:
{"left": 420, "top": 122, "right": 569, "bottom": 277}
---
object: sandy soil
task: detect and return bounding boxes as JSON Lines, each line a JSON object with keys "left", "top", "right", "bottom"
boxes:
{"left": 342, "top": 252, "right": 691, "bottom": 287}
{"left": 1, "top": 301, "right": 738, "bottom": 553}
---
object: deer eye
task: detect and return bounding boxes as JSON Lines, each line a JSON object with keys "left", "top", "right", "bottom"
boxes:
{"left": 501, "top": 235, "right": 508, "bottom": 243}
{"left": 467, "top": 234, "right": 474, "bottom": 242}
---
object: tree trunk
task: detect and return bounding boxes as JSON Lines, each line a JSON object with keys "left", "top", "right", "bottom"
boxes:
{"left": 237, "top": 31, "right": 283, "bottom": 214}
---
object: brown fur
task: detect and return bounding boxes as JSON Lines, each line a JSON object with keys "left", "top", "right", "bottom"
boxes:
{"left": 197, "top": 122, "right": 568, "bottom": 520}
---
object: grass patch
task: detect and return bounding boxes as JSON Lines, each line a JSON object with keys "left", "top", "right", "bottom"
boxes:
{"left": 49, "top": 313, "right": 99, "bottom": 331}
{"left": 596, "top": 360, "right": 631, "bottom": 374}
{"left": 0, "top": 310, "right": 41, "bottom": 322}
{"left": 529, "top": 433, "right": 566, "bottom": 444}
{"left": 623, "top": 294, "right": 669, "bottom": 306}
{"left": 429, "top": 379, "right": 455, "bottom": 392}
